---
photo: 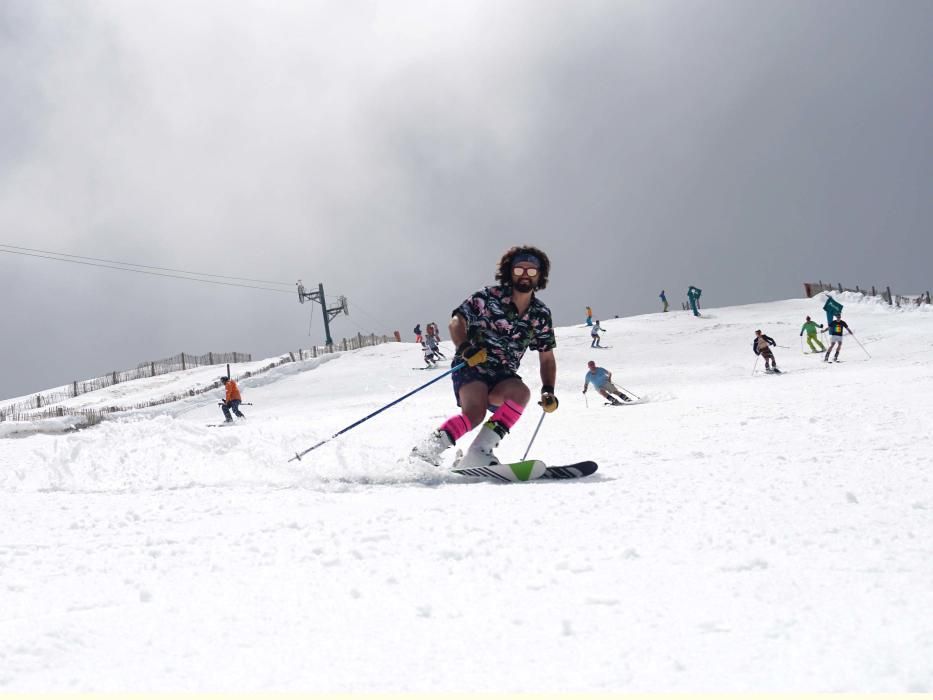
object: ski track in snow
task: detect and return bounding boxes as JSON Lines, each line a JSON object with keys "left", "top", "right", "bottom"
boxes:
{"left": 1, "top": 293, "right": 933, "bottom": 692}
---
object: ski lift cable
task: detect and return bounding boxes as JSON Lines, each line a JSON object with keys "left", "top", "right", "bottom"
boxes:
{"left": 0, "top": 246, "right": 293, "bottom": 294}
{"left": 0, "top": 242, "right": 295, "bottom": 287}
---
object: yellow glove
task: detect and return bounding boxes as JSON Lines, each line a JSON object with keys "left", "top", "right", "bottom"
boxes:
{"left": 456, "top": 341, "right": 487, "bottom": 368}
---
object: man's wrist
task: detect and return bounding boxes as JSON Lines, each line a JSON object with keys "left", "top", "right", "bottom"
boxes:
{"left": 541, "top": 384, "right": 554, "bottom": 394}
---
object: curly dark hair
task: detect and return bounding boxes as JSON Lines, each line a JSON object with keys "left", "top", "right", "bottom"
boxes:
{"left": 495, "top": 245, "right": 551, "bottom": 290}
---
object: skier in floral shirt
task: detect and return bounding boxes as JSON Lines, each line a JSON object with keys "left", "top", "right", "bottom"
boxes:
{"left": 411, "top": 245, "right": 558, "bottom": 469}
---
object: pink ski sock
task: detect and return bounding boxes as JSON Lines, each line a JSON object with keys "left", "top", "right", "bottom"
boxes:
{"left": 439, "top": 414, "right": 472, "bottom": 443}
{"left": 490, "top": 399, "right": 524, "bottom": 432}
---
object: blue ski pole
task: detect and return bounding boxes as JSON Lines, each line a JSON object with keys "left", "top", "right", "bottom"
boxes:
{"left": 289, "top": 362, "right": 466, "bottom": 462}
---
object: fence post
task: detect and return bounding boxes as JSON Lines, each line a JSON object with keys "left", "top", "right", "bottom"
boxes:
{"left": 358, "top": 332, "right": 363, "bottom": 348}
{"left": 227, "top": 363, "right": 231, "bottom": 378}
{"left": 73, "top": 381, "right": 78, "bottom": 397}
{"left": 855, "top": 285, "right": 860, "bottom": 293}
{"left": 886, "top": 286, "right": 893, "bottom": 305}
{"left": 36, "top": 395, "right": 41, "bottom": 408}
{"left": 289, "top": 351, "right": 295, "bottom": 362}
{"left": 871, "top": 285, "right": 876, "bottom": 296}
{"left": 342, "top": 338, "right": 348, "bottom": 351}
{"left": 927, "top": 291, "right": 931, "bottom": 304}
{"left": 209, "top": 352, "right": 213, "bottom": 364}
{"left": 112, "top": 371, "right": 118, "bottom": 384}
{"left": 181, "top": 354, "right": 186, "bottom": 371}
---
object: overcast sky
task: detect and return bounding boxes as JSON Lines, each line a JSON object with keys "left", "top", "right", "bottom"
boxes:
{"left": 2, "top": 0, "right": 931, "bottom": 399}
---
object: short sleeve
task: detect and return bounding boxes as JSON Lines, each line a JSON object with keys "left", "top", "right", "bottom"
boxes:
{"left": 452, "top": 289, "right": 487, "bottom": 327}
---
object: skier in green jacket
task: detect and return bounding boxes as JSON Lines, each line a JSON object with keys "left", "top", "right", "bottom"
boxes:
{"left": 800, "top": 316, "right": 825, "bottom": 353}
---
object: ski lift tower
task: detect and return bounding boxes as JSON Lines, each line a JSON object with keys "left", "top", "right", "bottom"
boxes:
{"left": 297, "top": 280, "right": 348, "bottom": 347}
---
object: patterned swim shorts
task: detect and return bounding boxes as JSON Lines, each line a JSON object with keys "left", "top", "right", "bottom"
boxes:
{"left": 451, "top": 363, "right": 521, "bottom": 408}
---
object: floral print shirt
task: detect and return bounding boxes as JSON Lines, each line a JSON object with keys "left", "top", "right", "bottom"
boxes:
{"left": 453, "top": 285, "right": 556, "bottom": 374}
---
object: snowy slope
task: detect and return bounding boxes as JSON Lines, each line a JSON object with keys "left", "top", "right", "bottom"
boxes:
{"left": 0, "top": 354, "right": 300, "bottom": 420}
{"left": 1, "top": 293, "right": 932, "bottom": 692}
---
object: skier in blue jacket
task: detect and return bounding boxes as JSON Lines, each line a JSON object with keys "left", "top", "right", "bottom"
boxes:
{"left": 583, "top": 360, "right": 631, "bottom": 405}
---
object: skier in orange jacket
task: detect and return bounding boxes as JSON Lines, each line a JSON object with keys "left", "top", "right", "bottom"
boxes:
{"left": 220, "top": 376, "right": 245, "bottom": 422}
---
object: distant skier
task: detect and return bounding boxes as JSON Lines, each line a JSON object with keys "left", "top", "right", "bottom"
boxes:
{"left": 659, "top": 290, "right": 668, "bottom": 312}
{"left": 800, "top": 316, "right": 825, "bottom": 353}
{"left": 583, "top": 360, "right": 631, "bottom": 405}
{"left": 823, "top": 314, "right": 852, "bottom": 362}
{"left": 421, "top": 339, "right": 439, "bottom": 367}
{"left": 421, "top": 331, "right": 445, "bottom": 367}
{"left": 688, "top": 286, "right": 702, "bottom": 317}
{"left": 585, "top": 306, "right": 593, "bottom": 326}
{"left": 219, "top": 376, "right": 246, "bottom": 422}
{"left": 413, "top": 324, "right": 423, "bottom": 344}
{"left": 590, "top": 320, "right": 605, "bottom": 348}
{"left": 426, "top": 322, "right": 446, "bottom": 358}
{"left": 410, "top": 245, "right": 557, "bottom": 469}
{"left": 752, "top": 330, "right": 780, "bottom": 373}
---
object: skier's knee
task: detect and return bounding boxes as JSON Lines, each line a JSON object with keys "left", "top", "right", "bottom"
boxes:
{"left": 511, "top": 383, "right": 532, "bottom": 406}
{"left": 462, "top": 406, "right": 487, "bottom": 430}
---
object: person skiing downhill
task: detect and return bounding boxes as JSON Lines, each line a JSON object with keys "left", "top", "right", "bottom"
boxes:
{"left": 219, "top": 376, "right": 246, "bottom": 422}
{"left": 590, "top": 320, "right": 605, "bottom": 348}
{"left": 426, "top": 322, "right": 446, "bottom": 358}
{"left": 422, "top": 330, "right": 446, "bottom": 367}
{"left": 752, "top": 330, "right": 780, "bottom": 373}
{"left": 410, "top": 245, "right": 558, "bottom": 469}
{"left": 823, "top": 314, "right": 852, "bottom": 362}
{"left": 659, "top": 290, "right": 668, "bottom": 312}
{"left": 583, "top": 360, "right": 631, "bottom": 405}
{"left": 421, "top": 338, "right": 439, "bottom": 367}
{"left": 800, "top": 316, "right": 825, "bottom": 353}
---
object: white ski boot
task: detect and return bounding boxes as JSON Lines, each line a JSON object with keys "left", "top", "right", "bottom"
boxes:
{"left": 454, "top": 422, "right": 505, "bottom": 470}
{"left": 410, "top": 430, "right": 454, "bottom": 466}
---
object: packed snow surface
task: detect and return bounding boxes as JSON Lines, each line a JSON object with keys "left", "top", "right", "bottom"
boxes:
{"left": 1, "top": 293, "right": 932, "bottom": 692}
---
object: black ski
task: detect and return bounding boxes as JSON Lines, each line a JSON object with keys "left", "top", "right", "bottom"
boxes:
{"left": 540, "top": 461, "right": 599, "bottom": 479}
{"left": 452, "top": 460, "right": 598, "bottom": 481}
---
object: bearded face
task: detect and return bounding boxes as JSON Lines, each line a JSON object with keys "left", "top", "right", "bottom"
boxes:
{"left": 511, "top": 262, "right": 539, "bottom": 293}
{"left": 513, "top": 275, "right": 536, "bottom": 293}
